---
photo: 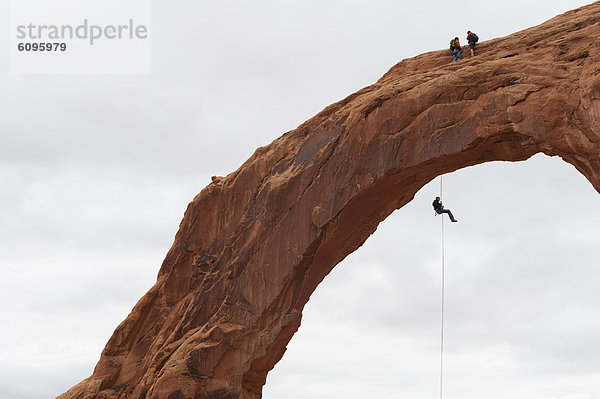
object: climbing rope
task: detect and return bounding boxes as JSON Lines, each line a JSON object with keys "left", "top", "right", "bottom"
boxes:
{"left": 439, "top": 170, "right": 446, "bottom": 399}
{"left": 438, "top": 77, "right": 446, "bottom": 399}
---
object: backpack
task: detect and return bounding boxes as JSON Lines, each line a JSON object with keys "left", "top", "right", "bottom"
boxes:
{"left": 450, "top": 39, "right": 456, "bottom": 50}
{"left": 471, "top": 33, "right": 479, "bottom": 43}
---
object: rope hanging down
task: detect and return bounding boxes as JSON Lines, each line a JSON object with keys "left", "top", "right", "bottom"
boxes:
{"left": 438, "top": 74, "right": 447, "bottom": 399}
{"left": 439, "top": 169, "right": 446, "bottom": 399}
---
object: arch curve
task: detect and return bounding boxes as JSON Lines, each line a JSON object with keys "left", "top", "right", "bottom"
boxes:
{"left": 61, "top": 4, "right": 600, "bottom": 399}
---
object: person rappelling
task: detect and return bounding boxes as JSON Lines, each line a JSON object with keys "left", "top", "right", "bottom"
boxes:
{"left": 433, "top": 197, "right": 458, "bottom": 222}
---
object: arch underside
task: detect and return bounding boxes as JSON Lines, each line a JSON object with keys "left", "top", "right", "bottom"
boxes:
{"left": 61, "top": 3, "right": 600, "bottom": 399}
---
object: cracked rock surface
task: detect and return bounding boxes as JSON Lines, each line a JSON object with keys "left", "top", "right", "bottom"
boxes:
{"left": 60, "top": 3, "right": 600, "bottom": 398}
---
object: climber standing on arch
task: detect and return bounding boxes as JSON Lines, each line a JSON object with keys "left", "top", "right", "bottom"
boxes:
{"left": 467, "top": 30, "right": 479, "bottom": 56}
{"left": 433, "top": 197, "right": 458, "bottom": 222}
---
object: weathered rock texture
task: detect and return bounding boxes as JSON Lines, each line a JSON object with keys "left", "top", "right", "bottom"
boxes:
{"left": 61, "top": 3, "right": 600, "bottom": 399}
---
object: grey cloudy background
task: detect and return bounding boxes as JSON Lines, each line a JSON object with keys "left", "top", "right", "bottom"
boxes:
{"left": 1, "top": 1, "right": 599, "bottom": 398}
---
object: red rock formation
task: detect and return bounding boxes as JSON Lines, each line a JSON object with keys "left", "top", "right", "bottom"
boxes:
{"left": 60, "top": 3, "right": 600, "bottom": 398}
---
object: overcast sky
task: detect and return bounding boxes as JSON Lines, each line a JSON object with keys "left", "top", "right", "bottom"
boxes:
{"left": 1, "top": 1, "right": 599, "bottom": 398}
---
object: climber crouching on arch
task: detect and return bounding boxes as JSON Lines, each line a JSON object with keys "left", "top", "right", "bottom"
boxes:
{"left": 450, "top": 37, "right": 462, "bottom": 62}
{"left": 433, "top": 197, "right": 458, "bottom": 222}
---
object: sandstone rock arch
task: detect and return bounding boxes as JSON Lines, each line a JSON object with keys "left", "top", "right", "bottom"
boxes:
{"left": 61, "top": 3, "right": 600, "bottom": 398}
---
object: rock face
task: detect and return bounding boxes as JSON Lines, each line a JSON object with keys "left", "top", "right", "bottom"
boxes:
{"left": 61, "top": 3, "right": 600, "bottom": 399}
